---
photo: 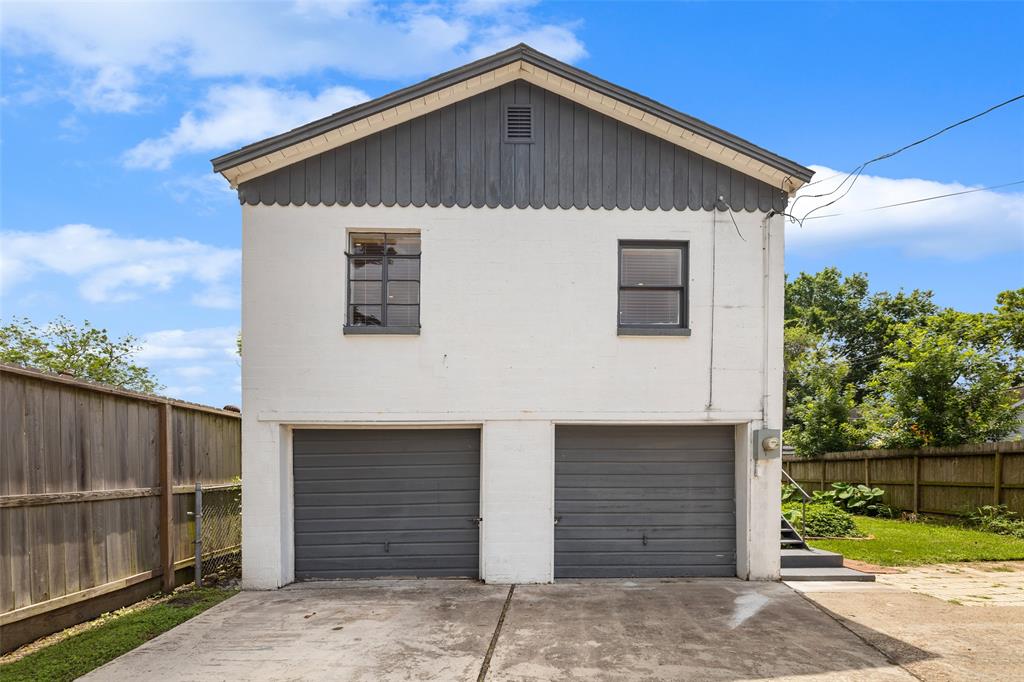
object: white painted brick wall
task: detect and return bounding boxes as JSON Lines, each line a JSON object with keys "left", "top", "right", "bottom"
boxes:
{"left": 241, "top": 204, "right": 784, "bottom": 587}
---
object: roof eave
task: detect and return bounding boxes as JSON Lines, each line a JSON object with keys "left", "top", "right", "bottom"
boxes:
{"left": 211, "top": 43, "right": 812, "bottom": 186}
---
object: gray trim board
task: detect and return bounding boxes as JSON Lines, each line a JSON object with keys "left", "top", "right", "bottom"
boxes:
{"left": 212, "top": 44, "right": 812, "bottom": 184}
{"left": 237, "top": 80, "right": 787, "bottom": 212}
{"left": 554, "top": 425, "right": 736, "bottom": 579}
{"left": 293, "top": 428, "right": 480, "bottom": 579}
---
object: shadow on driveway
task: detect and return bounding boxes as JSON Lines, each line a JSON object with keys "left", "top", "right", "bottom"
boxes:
{"left": 83, "top": 578, "right": 925, "bottom": 681}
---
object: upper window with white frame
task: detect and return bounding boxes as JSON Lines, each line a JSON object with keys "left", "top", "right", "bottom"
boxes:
{"left": 618, "top": 241, "right": 689, "bottom": 335}
{"left": 345, "top": 232, "right": 421, "bottom": 334}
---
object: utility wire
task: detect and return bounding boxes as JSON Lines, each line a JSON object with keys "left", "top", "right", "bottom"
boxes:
{"left": 790, "top": 92, "right": 1024, "bottom": 221}
{"left": 799, "top": 179, "right": 1024, "bottom": 221}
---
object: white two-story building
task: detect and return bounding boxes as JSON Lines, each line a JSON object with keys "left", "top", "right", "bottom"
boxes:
{"left": 212, "top": 45, "right": 813, "bottom": 589}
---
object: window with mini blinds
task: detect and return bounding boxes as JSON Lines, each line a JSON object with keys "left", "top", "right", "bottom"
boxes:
{"left": 618, "top": 241, "right": 689, "bottom": 333}
{"left": 346, "top": 232, "right": 421, "bottom": 331}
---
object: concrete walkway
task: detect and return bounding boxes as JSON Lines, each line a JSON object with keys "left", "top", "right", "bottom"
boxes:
{"left": 85, "top": 579, "right": 913, "bottom": 681}
{"left": 792, "top": 565, "right": 1024, "bottom": 681}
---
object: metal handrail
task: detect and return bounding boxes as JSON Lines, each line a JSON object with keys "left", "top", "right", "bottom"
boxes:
{"left": 781, "top": 468, "right": 809, "bottom": 539}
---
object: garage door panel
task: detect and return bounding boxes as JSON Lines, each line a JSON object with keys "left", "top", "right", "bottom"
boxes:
{"left": 556, "top": 474, "right": 734, "bottom": 488}
{"left": 295, "top": 428, "right": 479, "bottom": 448}
{"left": 293, "top": 489, "right": 479, "bottom": 507}
{"left": 295, "top": 502, "right": 476, "bottom": 521}
{"left": 295, "top": 541, "right": 479, "bottom": 559}
{"left": 294, "top": 476, "right": 479, "bottom": 494}
{"left": 296, "top": 516, "right": 479, "bottom": 533}
{"left": 293, "top": 428, "right": 480, "bottom": 579}
{"left": 556, "top": 538, "right": 735, "bottom": 553}
{"left": 555, "top": 425, "right": 735, "bottom": 578}
{"left": 557, "top": 448, "right": 734, "bottom": 463}
{"left": 555, "top": 525, "right": 735, "bottom": 540}
{"left": 557, "top": 486, "right": 735, "bottom": 501}
{"left": 557, "top": 461, "right": 732, "bottom": 476}
{"left": 558, "top": 499, "right": 734, "bottom": 514}
{"left": 291, "top": 449, "right": 478, "bottom": 465}
{"left": 557, "top": 512, "right": 735, "bottom": 526}
{"left": 555, "top": 565, "right": 738, "bottom": 579}
{"left": 294, "top": 464, "right": 477, "bottom": 481}
{"left": 295, "top": 528, "right": 479, "bottom": 545}
{"left": 556, "top": 425, "right": 734, "bottom": 447}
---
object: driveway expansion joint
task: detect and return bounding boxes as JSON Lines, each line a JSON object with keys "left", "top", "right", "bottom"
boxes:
{"left": 478, "top": 584, "right": 515, "bottom": 682}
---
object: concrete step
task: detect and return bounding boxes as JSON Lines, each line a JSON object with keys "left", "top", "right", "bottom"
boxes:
{"left": 781, "top": 548, "right": 844, "bottom": 569}
{"left": 781, "top": 538, "right": 806, "bottom": 548}
{"left": 781, "top": 566, "right": 876, "bottom": 582}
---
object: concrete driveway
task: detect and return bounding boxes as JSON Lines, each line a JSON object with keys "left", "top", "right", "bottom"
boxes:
{"left": 85, "top": 579, "right": 912, "bottom": 681}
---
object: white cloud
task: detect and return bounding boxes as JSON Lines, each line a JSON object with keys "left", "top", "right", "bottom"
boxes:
{"left": 0, "top": 224, "right": 240, "bottom": 307}
{"left": 1, "top": 1, "right": 586, "bottom": 112}
{"left": 138, "top": 328, "right": 241, "bottom": 405}
{"left": 137, "top": 327, "right": 239, "bottom": 362}
{"left": 787, "top": 166, "right": 1024, "bottom": 259}
{"left": 124, "top": 84, "right": 369, "bottom": 170}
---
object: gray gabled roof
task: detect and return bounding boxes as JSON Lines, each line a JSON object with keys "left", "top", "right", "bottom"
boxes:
{"left": 211, "top": 44, "right": 812, "bottom": 183}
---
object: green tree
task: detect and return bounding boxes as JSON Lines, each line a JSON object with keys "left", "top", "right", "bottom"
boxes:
{"left": 784, "top": 343, "right": 866, "bottom": 456}
{"left": 0, "top": 317, "right": 162, "bottom": 393}
{"left": 863, "top": 318, "right": 1021, "bottom": 448}
{"left": 785, "top": 268, "right": 937, "bottom": 395}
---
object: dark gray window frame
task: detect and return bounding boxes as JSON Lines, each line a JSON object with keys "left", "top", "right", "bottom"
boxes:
{"left": 617, "top": 240, "right": 690, "bottom": 336}
{"left": 503, "top": 104, "right": 535, "bottom": 143}
{"left": 343, "top": 232, "right": 421, "bottom": 335}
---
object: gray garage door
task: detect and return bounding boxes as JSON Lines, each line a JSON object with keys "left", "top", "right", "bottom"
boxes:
{"left": 293, "top": 429, "right": 480, "bottom": 579}
{"left": 555, "top": 425, "right": 735, "bottom": 578}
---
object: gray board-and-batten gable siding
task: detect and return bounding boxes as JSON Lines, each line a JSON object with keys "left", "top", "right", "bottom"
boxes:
{"left": 237, "top": 80, "right": 787, "bottom": 213}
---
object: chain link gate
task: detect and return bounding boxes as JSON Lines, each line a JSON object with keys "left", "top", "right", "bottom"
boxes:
{"left": 190, "top": 482, "right": 242, "bottom": 586}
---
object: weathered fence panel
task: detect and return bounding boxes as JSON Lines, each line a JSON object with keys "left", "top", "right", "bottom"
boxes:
{"left": 783, "top": 442, "right": 1024, "bottom": 517}
{"left": 0, "top": 364, "right": 241, "bottom": 652}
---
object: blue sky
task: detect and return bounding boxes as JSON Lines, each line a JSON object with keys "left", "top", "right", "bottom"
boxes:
{"left": 2, "top": 1, "right": 1022, "bottom": 407}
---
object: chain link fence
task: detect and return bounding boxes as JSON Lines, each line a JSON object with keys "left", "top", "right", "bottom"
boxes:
{"left": 191, "top": 483, "right": 242, "bottom": 587}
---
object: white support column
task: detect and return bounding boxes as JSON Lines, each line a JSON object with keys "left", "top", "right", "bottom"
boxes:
{"left": 480, "top": 420, "right": 554, "bottom": 584}
{"left": 241, "top": 419, "right": 293, "bottom": 589}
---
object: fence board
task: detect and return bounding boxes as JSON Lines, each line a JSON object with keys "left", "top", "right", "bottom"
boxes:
{"left": 0, "top": 364, "right": 241, "bottom": 651}
{"left": 784, "top": 442, "right": 1024, "bottom": 517}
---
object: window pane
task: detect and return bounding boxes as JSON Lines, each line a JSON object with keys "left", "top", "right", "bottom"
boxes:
{"left": 350, "top": 257, "right": 382, "bottom": 280}
{"left": 386, "top": 233, "right": 421, "bottom": 255}
{"left": 621, "top": 248, "right": 682, "bottom": 286}
{"left": 387, "top": 305, "right": 419, "bottom": 327}
{"left": 619, "top": 290, "right": 680, "bottom": 325}
{"left": 387, "top": 256, "right": 419, "bottom": 280}
{"left": 350, "top": 281, "right": 382, "bottom": 305}
{"left": 349, "top": 305, "right": 383, "bottom": 326}
{"left": 350, "top": 233, "right": 386, "bottom": 256}
{"left": 387, "top": 281, "right": 419, "bottom": 305}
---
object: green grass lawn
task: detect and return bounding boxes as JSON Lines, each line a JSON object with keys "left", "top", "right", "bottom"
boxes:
{"left": 0, "top": 587, "right": 236, "bottom": 682}
{"left": 810, "top": 516, "right": 1024, "bottom": 566}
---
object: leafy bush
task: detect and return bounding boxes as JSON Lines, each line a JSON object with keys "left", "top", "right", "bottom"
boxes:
{"left": 783, "top": 502, "right": 859, "bottom": 538}
{"left": 781, "top": 483, "right": 802, "bottom": 504}
{"left": 831, "top": 482, "right": 894, "bottom": 517}
{"left": 968, "top": 505, "right": 1024, "bottom": 540}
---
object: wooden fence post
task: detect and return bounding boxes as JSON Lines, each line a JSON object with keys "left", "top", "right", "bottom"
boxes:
{"left": 159, "top": 403, "right": 174, "bottom": 592}
{"left": 912, "top": 455, "right": 920, "bottom": 515}
{"left": 864, "top": 457, "right": 870, "bottom": 487}
{"left": 994, "top": 451, "right": 1003, "bottom": 506}
{"left": 820, "top": 461, "right": 826, "bottom": 492}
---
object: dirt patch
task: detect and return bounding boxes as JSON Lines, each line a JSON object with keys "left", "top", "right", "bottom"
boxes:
{"left": 167, "top": 593, "right": 206, "bottom": 608}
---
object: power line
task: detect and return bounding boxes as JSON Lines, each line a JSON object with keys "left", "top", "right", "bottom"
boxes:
{"left": 790, "top": 92, "right": 1024, "bottom": 222}
{"left": 799, "top": 179, "right": 1024, "bottom": 221}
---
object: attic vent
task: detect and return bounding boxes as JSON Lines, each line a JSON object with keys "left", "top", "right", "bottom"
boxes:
{"left": 504, "top": 105, "right": 534, "bottom": 143}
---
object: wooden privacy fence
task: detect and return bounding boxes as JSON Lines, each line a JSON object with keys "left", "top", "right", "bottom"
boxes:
{"left": 0, "top": 364, "right": 241, "bottom": 652}
{"left": 783, "top": 441, "right": 1024, "bottom": 517}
